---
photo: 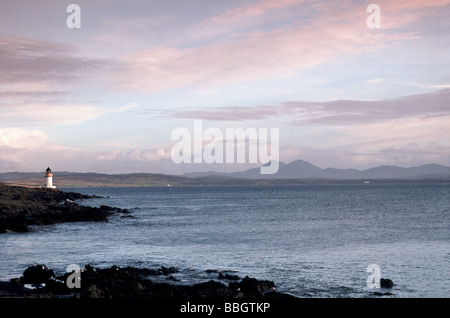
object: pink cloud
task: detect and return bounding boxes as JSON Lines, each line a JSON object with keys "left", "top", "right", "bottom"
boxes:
{"left": 208, "top": 0, "right": 449, "bottom": 30}
{"left": 115, "top": 24, "right": 376, "bottom": 93}
{"left": 374, "top": 0, "right": 450, "bottom": 29}
{"left": 168, "top": 89, "right": 450, "bottom": 124}
{"left": 112, "top": 0, "right": 445, "bottom": 94}
{"left": 379, "top": 0, "right": 449, "bottom": 11}
{"left": 208, "top": 0, "right": 310, "bottom": 23}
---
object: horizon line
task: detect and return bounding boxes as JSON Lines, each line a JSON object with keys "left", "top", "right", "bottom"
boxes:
{"left": 1, "top": 160, "right": 449, "bottom": 176}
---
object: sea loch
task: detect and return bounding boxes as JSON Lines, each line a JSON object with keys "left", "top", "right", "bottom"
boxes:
{"left": 1, "top": 184, "right": 448, "bottom": 298}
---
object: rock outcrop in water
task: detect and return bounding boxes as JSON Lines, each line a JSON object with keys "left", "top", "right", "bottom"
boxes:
{"left": 22, "top": 264, "right": 56, "bottom": 284}
{"left": 0, "top": 183, "right": 126, "bottom": 233}
{"left": 0, "top": 264, "right": 296, "bottom": 299}
{"left": 380, "top": 278, "right": 394, "bottom": 288}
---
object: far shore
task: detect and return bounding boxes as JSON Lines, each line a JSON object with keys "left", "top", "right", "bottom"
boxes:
{"left": 2, "top": 178, "right": 449, "bottom": 189}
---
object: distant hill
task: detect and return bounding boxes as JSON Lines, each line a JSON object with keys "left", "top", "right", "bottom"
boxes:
{"left": 1, "top": 160, "right": 449, "bottom": 187}
{"left": 184, "top": 171, "right": 230, "bottom": 178}
{"left": 0, "top": 172, "right": 43, "bottom": 181}
{"left": 185, "top": 160, "right": 450, "bottom": 180}
{"left": 229, "top": 160, "right": 326, "bottom": 179}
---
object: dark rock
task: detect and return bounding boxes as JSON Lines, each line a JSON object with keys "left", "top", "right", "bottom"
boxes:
{"left": 0, "top": 263, "right": 297, "bottom": 299}
{"left": 44, "top": 279, "right": 71, "bottom": 295}
{"left": 0, "top": 184, "right": 114, "bottom": 233}
{"left": 82, "top": 284, "right": 104, "bottom": 298}
{"left": 374, "top": 291, "right": 393, "bottom": 296}
{"left": 120, "top": 215, "right": 134, "bottom": 219}
{"left": 380, "top": 278, "right": 394, "bottom": 288}
{"left": 99, "top": 205, "right": 118, "bottom": 212}
{"left": 84, "top": 263, "right": 95, "bottom": 272}
{"left": 232, "top": 276, "right": 275, "bottom": 295}
{"left": 22, "top": 264, "right": 55, "bottom": 284}
{"left": 100, "top": 205, "right": 130, "bottom": 214}
{"left": 0, "top": 280, "right": 26, "bottom": 297}
{"left": 189, "top": 280, "right": 235, "bottom": 298}
{"left": 218, "top": 272, "right": 240, "bottom": 280}
{"left": 205, "top": 269, "right": 218, "bottom": 273}
{"left": 160, "top": 266, "right": 178, "bottom": 275}
{"left": 166, "top": 275, "right": 180, "bottom": 282}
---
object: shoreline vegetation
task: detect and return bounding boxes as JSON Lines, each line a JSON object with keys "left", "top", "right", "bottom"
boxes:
{"left": 0, "top": 183, "right": 296, "bottom": 299}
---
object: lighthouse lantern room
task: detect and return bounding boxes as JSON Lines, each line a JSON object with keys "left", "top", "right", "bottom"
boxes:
{"left": 45, "top": 167, "right": 56, "bottom": 189}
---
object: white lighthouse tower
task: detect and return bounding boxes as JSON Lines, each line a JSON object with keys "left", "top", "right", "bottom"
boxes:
{"left": 45, "top": 167, "right": 56, "bottom": 189}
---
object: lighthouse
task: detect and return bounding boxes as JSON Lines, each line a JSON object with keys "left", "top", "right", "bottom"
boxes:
{"left": 45, "top": 167, "right": 56, "bottom": 189}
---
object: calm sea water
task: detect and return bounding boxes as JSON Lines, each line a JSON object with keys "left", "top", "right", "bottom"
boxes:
{"left": 1, "top": 184, "right": 449, "bottom": 297}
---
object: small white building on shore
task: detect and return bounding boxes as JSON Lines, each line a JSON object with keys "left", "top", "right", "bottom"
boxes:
{"left": 45, "top": 167, "right": 56, "bottom": 189}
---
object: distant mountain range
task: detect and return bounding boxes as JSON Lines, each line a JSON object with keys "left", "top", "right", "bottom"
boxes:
{"left": 184, "top": 160, "right": 450, "bottom": 180}
{"left": 1, "top": 160, "right": 449, "bottom": 187}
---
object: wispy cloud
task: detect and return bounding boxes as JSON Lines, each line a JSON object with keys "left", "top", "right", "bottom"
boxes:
{"left": 207, "top": 0, "right": 310, "bottom": 23}
{"left": 168, "top": 89, "right": 450, "bottom": 125}
{"left": 1, "top": 100, "right": 139, "bottom": 127}
{"left": 113, "top": 24, "right": 373, "bottom": 93}
{"left": 111, "top": 0, "right": 447, "bottom": 94}
{"left": 0, "top": 36, "right": 112, "bottom": 87}
{"left": 0, "top": 35, "right": 137, "bottom": 126}
{"left": 0, "top": 103, "right": 105, "bottom": 126}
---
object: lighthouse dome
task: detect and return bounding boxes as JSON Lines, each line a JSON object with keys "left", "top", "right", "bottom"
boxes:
{"left": 45, "top": 167, "right": 53, "bottom": 177}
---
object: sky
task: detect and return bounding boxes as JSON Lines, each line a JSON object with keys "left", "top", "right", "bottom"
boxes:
{"left": 0, "top": 0, "right": 449, "bottom": 174}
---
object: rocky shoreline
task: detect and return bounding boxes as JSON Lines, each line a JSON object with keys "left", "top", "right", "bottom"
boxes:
{"left": 0, "top": 183, "right": 127, "bottom": 233}
{"left": 0, "top": 183, "right": 296, "bottom": 300}
{"left": 0, "top": 183, "right": 400, "bottom": 302}
{"left": 0, "top": 263, "right": 296, "bottom": 299}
